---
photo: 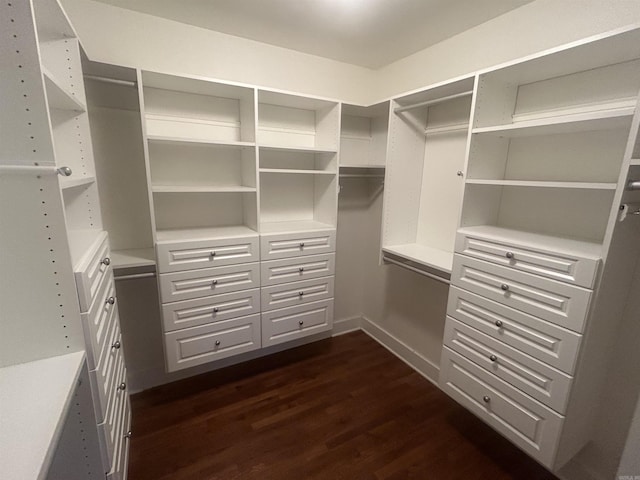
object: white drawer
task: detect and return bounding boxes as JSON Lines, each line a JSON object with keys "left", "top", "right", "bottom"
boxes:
{"left": 444, "top": 317, "right": 573, "bottom": 413}
{"left": 456, "top": 230, "right": 600, "bottom": 288}
{"left": 452, "top": 255, "right": 591, "bottom": 333}
{"left": 447, "top": 287, "right": 581, "bottom": 374}
{"left": 156, "top": 236, "right": 259, "bottom": 273}
{"left": 107, "top": 390, "right": 131, "bottom": 480}
{"left": 90, "top": 312, "right": 122, "bottom": 423}
{"left": 260, "top": 229, "right": 336, "bottom": 261}
{"left": 164, "top": 314, "right": 261, "bottom": 372}
{"left": 261, "top": 276, "right": 334, "bottom": 312}
{"left": 440, "top": 348, "right": 563, "bottom": 468}
{"left": 82, "top": 274, "right": 117, "bottom": 370}
{"left": 261, "top": 253, "right": 336, "bottom": 286}
{"left": 159, "top": 262, "right": 260, "bottom": 303}
{"left": 261, "top": 299, "right": 333, "bottom": 347}
{"left": 162, "top": 288, "right": 260, "bottom": 332}
{"left": 97, "top": 357, "right": 126, "bottom": 470}
{"left": 75, "top": 232, "right": 111, "bottom": 312}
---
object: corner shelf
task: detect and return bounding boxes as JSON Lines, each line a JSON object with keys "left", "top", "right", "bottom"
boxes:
{"left": 382, "top": 244, "right": 453, "bottom": 276}
{"left": 151, "top": 185, "right": 257, "bottom": 193}
{"left": 60, "top": 176, "right": 96, "bottom": 190}
{"left": 42, "top": 67, "right": 86, "bottom": 112}
{"left": 0, "top": 351, "right": 85, "bottom": 480}
{"left": 465, "top": 179, "right": 617, "bottom": 190}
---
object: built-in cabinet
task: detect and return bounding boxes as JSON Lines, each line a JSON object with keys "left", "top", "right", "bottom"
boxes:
{"left": 0, "top": 0, "right": 130, "bottom": 478}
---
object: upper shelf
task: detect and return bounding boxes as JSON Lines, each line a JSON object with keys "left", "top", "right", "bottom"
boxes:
{"left": 259, "top": 144, "right": 337, "bottom": 154}
{"left": 110, "top": 248, "right": 156, "bottom": 270}
{"left": 0, "top": 351, "right": 85, "bottom": 480}
{"left": 382, "top": 244, "right": 453, "bottom": 277}
{"left": 152, "top": 185, "right": 257, "bottom": 193}
{"left": 259, "top": 168, "right": 335, "bottom": 176}
{"left": 260, "top": 220, "right": 335, "bottom": 235}
{"left": 465, "top": 179, "right": 617, "bottom": 190}
{"left": 155, "top": 225, "right": 259, "bottom": 243}
{"left": 146, "top": 135, "right": 255, "bottom": 149}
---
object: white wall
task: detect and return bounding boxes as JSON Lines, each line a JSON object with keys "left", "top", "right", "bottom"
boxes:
{"left": 61, "top": 0, "right": 374, "bottom": 104}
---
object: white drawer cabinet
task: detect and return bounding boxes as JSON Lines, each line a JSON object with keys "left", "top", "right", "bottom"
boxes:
{"left": 261, "top": 253, "right": 336, "bottom": 286}
{"left": 156, "top": 236, "right": 260, "bottom": 273}
{"left": 162, "top": 288, "right": 261, "bottom": 332}
{"left": 90, "top": 311, "right": 122, "bottom": 423}
{"left": 97, "top": 352, "right": 127, "bottom": 469}
{"left": 159, "top": 262, "right": 260, "bottom": 303}
{"left": 107, "top": 395, "right": 131, "bottom": 480}
{"left": 82, "top": 273, "right": 118, "bottom": 370}
{"left": 262, "top": 299, "right": 333, "bottom": 347}
{"left": 452, "top": 255, "right": 591, "bottom": 333}
{"left": 260, "top": 229, "right": 336, "bottom": 261}
{"left": 444, "top": 318, "right": 573, "bottom": 413}
{"left": 455, "top": 229, "right": 600, "bottom": 288}
{"left": 261, "top": 276, "right": 334, "bottom": 312}
{"left": 164, "top": 314, "right": 261, "bottom": 372}
{"left": 440, "top": 348, "right": 564, "bottom": 468}
{"left": 75, "top": 232, "right": 112, "bottom": 312}
{"left": 447, "top": 287, "right": 582, "bottom": 374}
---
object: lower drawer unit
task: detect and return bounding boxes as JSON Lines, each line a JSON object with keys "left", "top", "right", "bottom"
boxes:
{"left": 261, "top": 299, "right": 334, "bottom": 347}
{"left": 82, "top": 272, "right": 117, "bottom": 370}
{"left": 444, "top": 317, "right": 573, "bottom": 413}
{"left": 164, "top": 314, "right": 261, "bottom": 372}
{"left": 90, "top": 313, "right": 122, "bottom": 423}
{"left": 452, "top": 254, "right": 591, "bottom": 333}
{"left": 447, "top": 287, "right": 582, "bottom": 374}
{"left": 107, "top": 396, "right": 132, "bottom": 480}
{"left": 261, "top": 276, "right": 334, "bottom": 312}
{"left": 261, "top": 253, "right": 336, "bottom": 286}
{"left": 97, "top": 358, "right": 127, "bottom": 470}
{"left": 159, "top": 262, "right": 260, "bottom": 303}
{"left": 162, "top": 288, "right": 260, "bottom": 332}
{"left": 75, "top": 231, "right": 111, "bottom": 312}
{"left": 440, "top": 348, "right": 564, "bottom": 468}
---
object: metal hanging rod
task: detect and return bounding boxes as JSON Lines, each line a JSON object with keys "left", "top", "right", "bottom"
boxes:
{"left": 394, "top": 90, "right": 473, "bottom": 114}
{"left": 114, "top": 272, "right": 156, "bottom": 281}
{"left": 0, "top": 165, "right": 72, "bottom": 176}
{"left": 627, "top": 180, "right": 640, "bottom": 191}
{"left": 383, "top": 256, "right": 451, "bottom": 285}
{"left": 84, "top": 75, "right": 137, "bottom": 88}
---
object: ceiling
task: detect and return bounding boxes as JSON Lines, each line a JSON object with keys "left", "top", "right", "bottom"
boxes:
{"left": 93, "top": 0, "right": 534, "bottom": 69}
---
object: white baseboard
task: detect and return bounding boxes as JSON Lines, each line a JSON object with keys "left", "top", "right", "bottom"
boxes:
{"left": 360, "top": 316, "right": 440, "bottom": 386}
{"left": 332, "top": 315, "right": 363, "bottom": 335}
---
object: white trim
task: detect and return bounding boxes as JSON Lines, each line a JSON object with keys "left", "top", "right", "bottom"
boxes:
{"left": 331, "top": 316, "right": 363, "bottom": 336}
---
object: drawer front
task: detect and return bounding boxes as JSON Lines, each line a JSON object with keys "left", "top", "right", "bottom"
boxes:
{"left": 260, "top": 229, "right": 336, "bottom": 261}
{"left": 162, "top": 288, "right": 260, "bottom": 332}
{"left": 452, "top": 255, "right": 591, "bottom": 332}
{"left": 164, "top": 314, "right": 261, "bottom": 372}
{"left": 261, "top": 276, "right": 334, "bottom": 312}
{"left": 159, "top": 262, "right": 260, "bottom": 303}
{"left": 97, "top": 357, "right": 126, "bottom": 470}
{"left": 156, "top": 236, "right": 259, "bottom": 273}
{"left": 107, "top": 385, "right": 131, "bottom": 480}
{"left": 447, "top": 287, "right": 582, "bottom": 374}
{"left": 440, "top": 348, "right": 563, "bottom": 468}
{"left": 82, "top": 274, "right": 117, "bottom": 370}
{"left": 455, "top": 231, "right": 600, "bottom": 288}
{"left": 261, "top": 299, "right": 333, "bottom": 347}
{"left": 92, "top": 321, "right": 123, "bottom": 423}
{"left": 444, "top": 318, "right": 573, "bottom": 413}
{"left": 75, "top": 232, "right": 111, "bottom": 312}
{"left": 261, "top": 253, "right": 336, "bottom": 286}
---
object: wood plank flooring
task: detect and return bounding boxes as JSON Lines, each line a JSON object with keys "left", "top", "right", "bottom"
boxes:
{"left": 128, "top": 331, "right": 557, "bottom": 480}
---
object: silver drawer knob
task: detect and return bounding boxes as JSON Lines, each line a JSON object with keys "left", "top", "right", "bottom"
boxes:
{"left": 456, "top": 170, "right": 464, "bottom": 177}
{"left": 298, "top": 291, "right": 304, "bottom": 296}
{"left": 500, "top": 284, "right": 509, "bottom": 291}
{"left": 112, "top": 340, "right": 121, "bottom": 350}
{"left": 210, "top": 251, "right": 216, "bottom": 257}
{"left": 215, "top": 340, "right": 220, "bottom": 346}
{"left": 299, "top": 267, "right": 304, "bottom": 272}
{"left": 124, "top": 431, "right": 132, "bottom": 439}
{"left": 101, "top": 257, "right": 111, "bottom": 266}
{"left": 495, "top": 320, "right": 503, "bottom": 328}
{"left": 118, "top": 382, "right": 126, "bottom": 391}
{"left": 299, "top": 320, "right": 304, "bottom": 326}
{"left": 106, "top": 296, "right": 116, "bottom": 305}
{"left": 299, "top": 242, "right": 305, "bottom": 248}
{"left": 212, "top": 279, "right": 218, "bottom": 285}
{"left": 483, "top": 395, "right": 490, "bottom": 403}
{"left": 213, "top": 307, "right": 219, "bottom": 313}
{"left": 489, "top": 355, "right": 498, "bottom": 362}
{"left": 505, "top": 251, "right": 514, "bottom": 259}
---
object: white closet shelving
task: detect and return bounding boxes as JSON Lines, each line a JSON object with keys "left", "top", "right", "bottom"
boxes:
{"left": 382, "top": 77, "right": 474, "bottom": 279}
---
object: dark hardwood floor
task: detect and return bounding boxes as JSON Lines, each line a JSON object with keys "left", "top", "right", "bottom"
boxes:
{"left": 128, "top": 331, "right": 557, "bottom": 480}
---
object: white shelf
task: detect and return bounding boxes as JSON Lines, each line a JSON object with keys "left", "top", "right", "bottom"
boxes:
{"left": 42, "top": 67, "right": 86, "bottom": 112}
{"left": 457, "top": 225, "right": 603, "bottom": 260}
{"left": 631, "top": 159, "right": 640, "bottom": 167}
{"left": 156, "top": 225, "right": 258, "bottom": 243}
{"left": 67, "top": 229, "right": 105, "bottom": 270}
{"left": 340, "top": 164, "right": 385, "bottom": 169}
{"left": 466, "top": 179, "right": 617, "bottom": 190}
{"left": 60, "top": 176, "right": 96, "bottom": 190}
{"left": 110, "top": 248, "right": 156, "bottom": 270}
{"left": 473, "top": 105, "right": 635, "bottom": 138}
{"left": 152, "top": 185, "right": 257, "bottom": 193}
{"left": 259, "top": 168, "right": 336, "bottom": 175}
{"left": 382, "top": 244, "right": 454, "bottom": 274}
{"left": 259, "top": 220, "right": 335, "bottom": 235}
{"left": 259, "top": 144, "right": 337, "bottom": 154}
{"left": 146, "top": 135, "right": 255, "bottom": 149}
{"left": 0, "top": 351, "right": 85, "bottom": 480}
